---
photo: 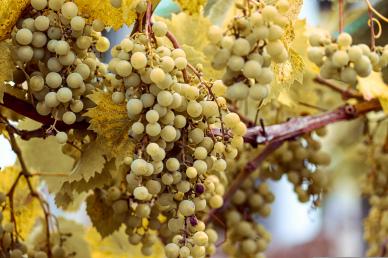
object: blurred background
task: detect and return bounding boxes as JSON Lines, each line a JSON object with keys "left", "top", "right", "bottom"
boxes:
{"left": 1, "top": 0, "right": 387, "bottom": 257}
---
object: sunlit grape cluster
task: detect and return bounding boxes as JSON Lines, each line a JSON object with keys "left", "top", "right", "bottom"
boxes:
{"left": 10, "top": 0, "right": 111, "bottom": 143}
{"left": 307, "top": 32, "right": 388, "bottom": 85}
{"left": 260, "top": 130, "right": 330, "bottom": 204}
{"left": 90, "top": 19, "right": 247, "bottom": 257}
{"left": 205, "top": 1, "right": 290, "bottom": 102}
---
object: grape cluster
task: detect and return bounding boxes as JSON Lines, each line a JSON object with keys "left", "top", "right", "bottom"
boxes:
{"left": 307, "top": 32, "right": 388, "bottom": 85}
{"left": 222, "top": 176, "right": 273, "bottom": 258}
{"left": 260, "top": 130, "right": 330, "bottom": 204}
{"left": 205, "top": 1, "right": 290, "bottom": 102}
{"left": 91, "top": 19, "right": 246, "bottom": 257}
{"left": 360, "top": 140, "right": 388, "bottom": 256}
{"left": 10, "top": 0, "right": 110, "bottom": 143}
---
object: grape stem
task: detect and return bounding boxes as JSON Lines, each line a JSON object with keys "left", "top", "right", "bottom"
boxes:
{"left": 314, "top": 76, "right": 364, "bottom": 100}
{"left": 207, "top": 98, "right": 382, "bottom": 224}
{"left": 339, "top": 0, "right": 345, "bottom": 33}
{"left": 1, "top": 116, "right": 53, "bottom": 257}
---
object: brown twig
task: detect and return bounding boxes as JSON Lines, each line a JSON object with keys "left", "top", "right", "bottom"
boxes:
{"left": 339, "top": 0, "right": 345, "bottom": 33}
{"left": 367, "top": 6, "right": 376, "bottom": 51}
{"left": 314, "top": 76, "right": 364, "bottom": 100}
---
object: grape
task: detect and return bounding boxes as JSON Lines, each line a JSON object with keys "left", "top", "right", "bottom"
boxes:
{"left": 31, "top": 0, "right": 47, "bottom": 10}
{"left": 34, "top": 16, "right": 50, "bottom": 32}
{"left": 56, "top": 131, "right": 68, "bottom": 144}
{"left": 337, "top": 32, "right": 352, "bottom": 47}
{"left": 256, "top": 67, "right": 273, "bottom": 84}
{"left": 232, "top": 38, "right": 250, "bottom": 56}
{"left": 56, "top": 87, "right": 72, "bottom": 103}
{"left": 61, "top": 2, "right": 78, "bottom": 19}
{"left": 178, "top": 200, "right": 195, "bottom": 216}
{"left": 66, "top": 73, "right": 83, "bottom": 88}
{"left": 55, "top": 40, "right": 70, "bottom": 55}
{"left": 62, "top": 111, "right": 76, "bottom": 125}
{"left": 340, "top": 67, "right": 357, "bottom": 84}
{"left": 226, "top": 82, "right": 249, "bottom": 101}
{"left": 127, "top": 99, "right": 143, "bottom": 116}
{"left": 187, "top": 100, "right": 202, "bottom": 118}
{"left": 115, "top": 60, "right": 132, "bottom": 77}
{"left": 227, "top": 55, "right": 245, "bottom": 71}
{"left": 266, "top": 40, "right": 284, "bottom": 57}
{"left": 242, "top": 60, "right": 261, "bottom": 79}
{"left": 110, "top": 0, "right": 122, "bottom": 8}
{"left": 355, "top": 55, "right": 372, "bottom": 77}
{"left": 44, "top": 92, "right": 60, "bottom": 108}
{"left": 70, "top": 100, "right": 84, "bottom": 113}
{"left": 208, "top": 25, "right": 223, "bottom": 44}
{"left": 145, "top": 110, "right": 159, "bottom": 123}
{"left": 268, "top": 25, "right": 283, "bottom": 41}
{"left": 47, "top": 26, "right": 62, "bottom": 39}
{"left": 70, "top": 16, "right": 85, "bottom": 31}
{"left": 332, "top": 50, "right": 349, "bottom": 67}
{"left": 193, "top": 231, "right": 208, "bottom": 246}
{"left": 29, "top": 75, "right": 45, "bottom": 92}
{"left": 51, "top": 246, "right": 66, "bottom": 258}
{"left": 133, "top": 186, "right": 150, "bottom": 200}
{"left": 165, "top": 243, "right": 180, "bottom": 258}
{"left": 160, "top": 125, "right": 176, "bottom": 142}
{"left": 46, "top": 72, "right": 62, "bottom": 88}
{"left": 172, "top": 48, "right": 186, "bottom": 59}
{"left": 111, "top": 92, "right": 125, "bottom": 104}
{"left": 96, "top": 36, "right": 110, "bottom": 52}
{"left": 36, "top": 101, "right": 51, "bottom": 115}
{"left": 146, "top": 123, "right": 161, "bottom": 137}
{"left": 58, "top": 51, "right": 76, "bottom": 66}
{"left": 174, "top": 57, "right": 187, "bottom": 70}
{"left": 152, "top": 22, "right": 168, "bottom": 37}
{"left": 131, "top": 52, "right": 147, "bottom": 69}
{"left": 31, "top": 32, "right": 47, "bottom": 48}
{"left": 150, "top": 68, "right": 166, "bottom": 84}
{"left": 249, "top": 84, "right": 269, "bottom": 100}
{"left": 157, "top": 91, "right": 173, "bottom": 107}
{"left": 16, "top": 29, "right": 33, "bottom": 45}
{"left": 76, "top": 36, "right": 91, "bottom": 50}
{"left": 48, "top": 0, "right": 64, "bottom": 11}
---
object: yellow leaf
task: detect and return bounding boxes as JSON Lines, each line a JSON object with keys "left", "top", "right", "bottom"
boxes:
{"left": 175, "top": 0, "right": 207, "bottom": 14}
{"left": 85, "top": 91, "right": 134, "bottom": 167}
{"left": 0, "top": 40, "right": 16, "bottom": 102}
{"left": 86, "top": 226, "right": 165, "bottom": 258}
{"left": 0, "top": 166, "right": 42, "bottom": 239}
{"left": 157, "top": 13, "right": 212, "bottom": 51}
{"left": 358, "top": 72, "right": 388, "bottom": 114}
{"left": 74, "top": 0, "right": 137, "bottom": 30}
{"left": 182, "top": 44, "right": 223, "bottom": 80}
{"left": 0, "top": 0, "right": 29, "bottom": 40}
{"left": 273, "top": 49, "right": 304, "bottom": 86}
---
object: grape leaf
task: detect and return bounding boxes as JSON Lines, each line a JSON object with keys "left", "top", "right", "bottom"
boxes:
{"left": 0, "top": 40, "right": 15, "bottom": 102}
{"left": 86, "top": 190, "right": 122, "bottom": 238}
{"left": 174, "top": 0, "right": 207, "bottom": 14}
{"left": 358, "top": 71, "right": 388, "bottom": 114}
{"left": 157, "top": 13, "right": 212, "bottom": 51}
{"left": 74, "top": 0, "right": 137, "bottom": 30}
{"left": 86, "top": 226, "right": 165, "bottom": 258}
{"left": 0, "top": 166, "right": 42, "bottom": 239}
{"left": 85, "top": 91, "right": 134, "bottom": 167}
{"left": 68, "top": 139, "right": 108, "bottom": 182}
{"left": 0, "top": 0, "right": 29, "bottom": 40}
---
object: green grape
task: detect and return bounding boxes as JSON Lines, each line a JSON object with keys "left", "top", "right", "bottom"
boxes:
{"left": 152, "top": 21, "right": 168, "bottom": 37}
{"left": 44, "top": 92, "right": 60, "bottom": 108}
{"left": 92, "top": 19, "right": 105, "bottom": 32}
{"left": 110, "top": 0, "right": 122, "bottom": 8}
{"left": 70, "top": 100, "right": 84, "bottom": 113}
{"left": 29, "top": 75, "right": 45, "bottom": 92}
{"left": 55, "top": 131, "right": 68, "bottom": 144}
{"left": 332, "top": 50, "right": 349, "bottom": 67}
{"left": 232, "top": 38, "right": 251, "bottom": 56}
{"left": 17, "top": 46, "right": 33, "bottom": 62}
{"left": 133, "top": 186, "right": 150, "bottom": 201}
{"left": 337, "top": 32, "right": 352, "bottom": 48}
{"left": 62, "top": 111, "right": 76, "bottom": 125}
{"left": 96, "top": 36, "right": 110, "bottom": 52}
{"left": 227, "top": 55, "right": 245, "bottom": 72}
{"left": 242, "top": 60, "right": 261, "bottom": 79}
{"left": 31, "top": 32, "right": 47, "bottom": 48}
{"left": 131, "top": 52, "right": 147, "bottom": 69}
{"left": 70, "top": 16, "right": 85, "bottom": 31}
{"left": 48, "top": 0, "right": 64, "bottom": 11}
{"left": 31, "top": 0, "right": 47, "bottom": 10}
{"left": 55, "top": 40, "right": 70, "bottom": 55}
{"left": 34, "top": 16, "right": 50, "bottom": 31}
{"left": 61, "top": 2, "right": 78, "bottom": 19}
{"left": 46, "top": 72, "right": 62, "bottom": 88}
{"left": 56, "top": 87, "right": 72, "bottom": 103}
